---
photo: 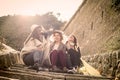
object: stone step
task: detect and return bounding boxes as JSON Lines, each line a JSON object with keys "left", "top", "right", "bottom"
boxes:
{"left": 0, "top": 66, "right": 113, "bottom": 80}
{"left": 0, "top": 76, "right": 19, "bottom": 80}
{"left": 0, "top": 51, "right": 20, "bottom": 69}
{"left": 0, "top": 70, "right": 52, "bottom": 80}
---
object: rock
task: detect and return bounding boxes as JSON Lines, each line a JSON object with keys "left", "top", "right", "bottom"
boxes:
{"left": 115, "top": 60, "right": 120, "bottom": 80}
{"left": 0, "top": 76, "right": 19, "bottom": 80}
{"left": 81, "top": 50, "right": 120, "bottom": 77}
{"left": 0, "top": 43, "right": 20, "bottom": 69}
{"left": 116, "top": 50, "right": 120, "bottom": 60}
{"left": 112, "top": 51, "right": 117, "bottom": 68}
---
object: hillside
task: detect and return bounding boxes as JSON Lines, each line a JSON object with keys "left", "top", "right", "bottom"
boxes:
{"left": 0, "top": 12, "right": 66, "bottom": 51}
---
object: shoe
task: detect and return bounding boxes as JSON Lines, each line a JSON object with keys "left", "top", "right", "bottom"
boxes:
{"left": 49, "top": 68, "right": 52, "bottom": 72}
{"left": 38, "top": 67, "right": 44, "bottom": 71}
{"left": 68, "top": 68, "right": 77, "bottom": 74}
{"left": 68, "top": 69, "right": 74, "bottom": 74}
{"left": 63, "top": 67, "right": 68, "bottom": 73}
{"left": 52, "top": 66, "right": 62, "bottom": 72}
{"left": 32, "top": 63, "right": 39, "bottom": 71}
{"left": 27, "top": 66, "right": 33, "bottom": 69}
{"left": 42, "top": 67, "right": 49, "bottom": 71}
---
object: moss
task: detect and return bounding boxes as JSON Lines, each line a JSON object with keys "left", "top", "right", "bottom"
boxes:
{"left": 111, "top": 0, "right": 120, "bottom": 11}
{"left": 0, "top": 43, "right": 5, "bottom": 51}
{"left": 105, "top": 36, "right": 120, "bottom": 51}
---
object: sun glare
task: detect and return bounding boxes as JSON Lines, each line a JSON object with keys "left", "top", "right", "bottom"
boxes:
{"left": 19, "top": 10, "right": 38, "bottom": 16}
{"left": 0, "top": 0, "right": 83, "bottom": 21}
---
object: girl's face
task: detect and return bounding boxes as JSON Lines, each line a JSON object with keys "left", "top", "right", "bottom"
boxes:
{"left": 54, "top": 33, "right": 62, "bottom": 42}
{"left": 68, "top": 35, "right": 75, "bottom": 42}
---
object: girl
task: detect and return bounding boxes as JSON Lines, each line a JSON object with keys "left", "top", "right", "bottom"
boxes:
{"left": 50, "top": 31, "right": 68, "bottom": 72}
{"left": 66, "top": 35, "right": 82, "bottom": 73}
{"left": 21, "top": 24, "right": 47, "bottom": 70}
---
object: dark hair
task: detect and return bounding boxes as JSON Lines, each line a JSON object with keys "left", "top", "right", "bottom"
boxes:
{"left": 24, "top": 25, "right": 44, "bottom": 45}
{"left": 53, "top": 31, "right": 63, "bottom": 41}
{"left": 72, "top": 35, "right": 77, "bottom": 47}
{"left": 32, "top": 26, "right": 41, "bottom": 40}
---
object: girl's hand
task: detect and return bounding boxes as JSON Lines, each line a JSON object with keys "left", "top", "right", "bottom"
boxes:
{"left": 37, "top": 45, "right": 43, "bottom": 51}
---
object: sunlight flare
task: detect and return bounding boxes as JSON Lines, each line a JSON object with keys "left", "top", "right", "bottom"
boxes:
{"left": 18, "top": 10, "right": 38, "bottom": 16}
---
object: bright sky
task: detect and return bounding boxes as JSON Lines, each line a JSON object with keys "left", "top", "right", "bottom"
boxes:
{"left": 0, "top": 0, "right": 83, "bottom": 21}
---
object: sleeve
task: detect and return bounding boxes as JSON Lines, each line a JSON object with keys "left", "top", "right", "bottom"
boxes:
{"left": 42, "top": 32, "right": 48, "bottom": 39}
{"left": 49, "top": 43, "right": 54, "bottom": 53}
{"left": 34, "top": 39, "right": 42, "bottom": 47}
{"left": 77, "top": 47, "right": 81, "bottom": 58}
{"left": 63, "top": 44, "right": 67, "bottom": 54}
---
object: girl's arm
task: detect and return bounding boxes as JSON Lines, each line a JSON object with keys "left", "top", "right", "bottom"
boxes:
{"left": 77, "top": 47, "right": 81, "bottom": 58}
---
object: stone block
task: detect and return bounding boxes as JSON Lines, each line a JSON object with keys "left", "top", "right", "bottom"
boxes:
{"left": 117, "top": 50, "right": 120, "bottom": 60}
{"left": 0, "top": 52, "right": 20, "bottom": 69}
{"left": 0, "top": 76, "right": 19, "bottom": 80}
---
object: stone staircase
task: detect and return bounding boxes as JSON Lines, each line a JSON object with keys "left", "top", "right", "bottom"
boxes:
{"left": 0, "top": 44, "right": 113, "bottom": 80}
{"left": 0, "top": 64, "right": 113, "bottom": 80}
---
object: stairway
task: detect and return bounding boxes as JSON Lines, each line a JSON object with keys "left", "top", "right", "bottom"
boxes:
{"left": 0, "top": 64, "right": 113, "bottom": 80}
{"left": 0, "top": 44, "right": 113, "bottom": 80}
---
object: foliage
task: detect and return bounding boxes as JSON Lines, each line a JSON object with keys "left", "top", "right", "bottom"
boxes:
{"left": 111, "top": 0, "right": 120, "bottom": 11}
{"left": 0, "top": 12, "right": 66, "bottom": 51}
{"left": 105, "top": 36, "right": 120, "bottom": 51}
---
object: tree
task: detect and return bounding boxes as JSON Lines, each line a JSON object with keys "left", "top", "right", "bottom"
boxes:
{"left": 0, "top": 12, "right": 66, "bottom": 50}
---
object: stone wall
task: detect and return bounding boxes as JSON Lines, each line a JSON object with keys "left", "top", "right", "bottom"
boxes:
{"left": 0, "top": 44, "right": 20, "bottom": 69}
{"left": 0, "top": 51, "right": 20, "bottom": 69}
{"left": 82, "top": 49, "right": 120, "bottom": 77}
{"left": 64, "top": 0, "right": 120, "bottom": 55}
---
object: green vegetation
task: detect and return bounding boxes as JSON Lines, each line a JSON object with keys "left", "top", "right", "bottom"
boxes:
{"left": 105, "top": 34, "right": 120, "bottom": 51}
{"left": 0, "top": 12, "right": 66, "bottom": 51}
{"left": 111, "top": 0, "right": 120, "bottom": 11}
{"left": 107, "top": 38, "right": 120, "bottom": 50}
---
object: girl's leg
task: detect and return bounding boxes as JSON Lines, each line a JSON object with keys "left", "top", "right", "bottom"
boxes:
{"left": 68, "top": 49, "right": 78, "bottom": 67}
{"left": 58, "top": 50, "right": 67, "bottom": 69}
{"left": 23, "top": 52, "right": 34, "bottom": 66}
{"left": 33, "top": 50, "right": 44, "bottom": 65}
{"left": 66, "top": 53, "right": 72, "bottom": 69}
{"left": 50, "top": 50, "right": 58, "bottom": 67}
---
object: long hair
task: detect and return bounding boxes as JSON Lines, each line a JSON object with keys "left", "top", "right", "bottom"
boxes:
{"left": 24, "top": 25, "right": 43, "bottom": 45}
{"left": 71, "top": 35, "right": 77, "bottom": 47}
{"left": 31, "top": 27, "right": 41, "bottom": 40}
